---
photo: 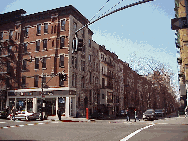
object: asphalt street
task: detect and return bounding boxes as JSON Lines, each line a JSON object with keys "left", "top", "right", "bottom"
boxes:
{"left": 0, "top": 116, "right": 188, "bottom": 141}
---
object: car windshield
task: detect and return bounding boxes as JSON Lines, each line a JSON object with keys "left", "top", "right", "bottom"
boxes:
{"left": 145, "top": 110, "right": 154, "bottom": 114}
{"left": 155, "top": 109, "right": 162, "bottom": 112}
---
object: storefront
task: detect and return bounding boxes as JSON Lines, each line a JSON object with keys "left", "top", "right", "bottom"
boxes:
{"left": 6, "top": 89, "right": 76, "bottom": 117}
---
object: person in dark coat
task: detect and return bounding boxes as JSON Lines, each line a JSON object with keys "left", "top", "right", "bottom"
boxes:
{"left": 12, "top": 106, "right": 17, "bottom": 121}
{"left": 126, "top": 108, "right": 130, "bottom": 121}
{"left": 57, "top": 108, "right": 62, "bottom": 120}
{"left": 6, "top": 106, "right": 10, "bottom": 116}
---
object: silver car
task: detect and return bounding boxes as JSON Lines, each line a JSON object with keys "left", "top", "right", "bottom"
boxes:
{"left": 7, "top": 111, "right": 40, "bottom": 120}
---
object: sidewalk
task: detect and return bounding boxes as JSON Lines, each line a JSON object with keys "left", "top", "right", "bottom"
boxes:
{"left": 47, "top": 116, "right": 89, "bottom": 122}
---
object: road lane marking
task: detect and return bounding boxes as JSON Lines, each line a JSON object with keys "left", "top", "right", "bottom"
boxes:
{"left": 120, "top": 124, "right": 155, "bottom": 141}
{"left": 0, "top": 122, "right": 6, "bottom": 123}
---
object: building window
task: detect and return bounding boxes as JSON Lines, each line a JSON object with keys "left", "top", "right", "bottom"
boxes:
{"left": 73, "top": 22, "right": 77, "bottom": 31}
{"left": 43, "top": 39, "right": 47, "bottom": 50}
{"left": 89, "top": 39, "right": 91, "bottom": 48}
{"left": 22, "top": 76, "right": 26, "bottom": 87}
{"left": 82, "top": 29, "right": 84, "bottom": 38}
{"left": 89, "top": 54, "right": 91, "bottom": 62}
{"left": 89, "top": 72, "right": 92, "bottom": 83}
{"left": 75, "top": 75, "right": 77, "bottom": 88}
{"left": 9, "top": 30, "right": 13, "bottom": 39}
{"left": 51, "top": 26, "right": 53, "bottom": 34}
{"left": 102, "top": 94, "right": 105, "bottom": 99}
{"left": 61, "top": 19, "right": 66, "bottom": 30}
{"left": 54, "top": 25, "right": 56, "bottom": 33}
{"left": 81, "top": 60, "right": 85, "bottom": 71}
{"left": 22, "top": 59, "right": 26, "bottom": 70}
{"left": 75, "top": 57, "right": 77, "bottom": 69}
{"left": 52, "top": 40, "right": 54, "bottom": 47}
{"left": 72, "top": 74, "right": 74, "bottom": 87}
{"left": 72, "top": 56, "right": 74, "bottom": 67}
{"left": 89, "top": 90, "right": 92, "bottom": 103}
{"left": 42, "top": 57, "right": 47, "bottom": 69}
{"left": 34, "top": 75, "right": 39, "bottom": 87}
{"left": 59, "top": 55, "right": 64, "bottom": 67}
{"left": 44, "top": 23, "right": 48, "bottom": 33}
{"left": 81, "top": 76, "right": 85, "bottom": 88}
{"left": 25, "top": 27, "right": 29, "bottom": 37}
{"left": 37, "top": 24, "right": 41, "bottom": 34}
{"left": 35, "top": 58, "right": 39, "bottom": 69}
{"left": 72, "top": 38, "right": 76, "bottom": 53}
{"left": 0, "top": 32, "right": 3, "bottom": 40}
{"left": 60, "top": 36, "right": 65, "bottom": 48}
{"left": 102, "top": 78, "right": 105, "bottom": 88}
{"left": 24, "top": 43, "right": 27, "bottom": 53}
{"left": 36, "top": 40, "right": 40, "bottom": 51}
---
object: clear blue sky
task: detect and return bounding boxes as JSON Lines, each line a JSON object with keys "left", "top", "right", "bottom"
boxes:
{"left": 0, "top": 0, "right": 179, "bottom": 97}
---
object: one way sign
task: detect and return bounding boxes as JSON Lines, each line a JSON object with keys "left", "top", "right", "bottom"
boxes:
{"left": 171, "top": 17, "right": 187, "bottom": 30}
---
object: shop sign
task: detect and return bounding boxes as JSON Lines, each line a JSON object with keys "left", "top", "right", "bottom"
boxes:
{"left": 8, "top": 92, "right": 16, "bottom": 96}
{"left": 22, "top": 92, "right": 33, "bottom": 96}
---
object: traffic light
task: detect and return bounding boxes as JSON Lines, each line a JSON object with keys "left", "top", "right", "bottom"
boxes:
{"left": 77, "top": 38, "right": 83, "bottom": 51}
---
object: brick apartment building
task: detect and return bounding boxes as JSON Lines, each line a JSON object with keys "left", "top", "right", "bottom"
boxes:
{"left": 172, "top": 0, "right": 188, "bottom": 110}
{"left": 0, "top": 5, "right": 178, "bottom": 118}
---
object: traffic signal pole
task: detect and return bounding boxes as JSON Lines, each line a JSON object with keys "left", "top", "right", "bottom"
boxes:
{"left": 75, "top": 0, "right": 154, "bottom": 34}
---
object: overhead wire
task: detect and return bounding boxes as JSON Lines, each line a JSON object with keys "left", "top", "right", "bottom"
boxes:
{"left": 89, "top": 0, "right": 110, "bottom": 23}
{"left": 97, "top": 0, "right": 125, "bottom": 20}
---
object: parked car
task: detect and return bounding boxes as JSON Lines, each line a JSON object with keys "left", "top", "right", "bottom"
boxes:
{"left": 0, "top": 110, "right": 8, "bottom": 119}
{"left": 119, "top": 110, "right": 127, "bottom": 117}
{"left": 7, "top": 111, "right": 40, "bottom": 120}
{"left": 143, "top": 109, "right": 156, "bottom": 121}
{"left": 155, "top": 109, "right": 164, "bottom": 117}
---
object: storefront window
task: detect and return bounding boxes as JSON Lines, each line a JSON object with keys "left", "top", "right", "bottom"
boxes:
{"left": 9, "top": 98, "right": 15, "bottom": 110}
{"left": 27, "top": 98, "right": 33, "bottom": 112}
{"left": 16, "top": 98, "right": 26, "bottom": 111}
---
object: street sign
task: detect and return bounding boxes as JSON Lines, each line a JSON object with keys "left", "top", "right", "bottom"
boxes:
{"left": 171, "top": 17, "right": 187, "bottom": 30}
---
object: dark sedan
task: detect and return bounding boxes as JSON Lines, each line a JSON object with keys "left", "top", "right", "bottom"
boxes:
{"left": 143, "top": 109, "right": 156, "bottom": 121}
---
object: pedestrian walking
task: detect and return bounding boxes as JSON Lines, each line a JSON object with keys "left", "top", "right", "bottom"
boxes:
{"left": 11, "top": 106, "right": 17, "bottom": 121}
{"left": 126, "top": 108, "right": 130, "bottom": 121}
{"left": 57, "top": 108, "right": 62, "bottom": 121}
{"left": 6, "top": 106, "right": 10, "bottom": 116}
{"left": 185, "top": 106, "right": 188, "bottom": 118}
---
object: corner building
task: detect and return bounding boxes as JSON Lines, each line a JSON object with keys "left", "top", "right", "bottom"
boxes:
{"left": 0, "top": 5, "right": 99, "bottom": 117}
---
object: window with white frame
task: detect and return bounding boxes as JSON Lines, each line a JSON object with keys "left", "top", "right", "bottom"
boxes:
{"left": 34, "top": 75, "right": 39, "bottom": 87}
{"left": 42, "top": 57, "right": 47, "bottom": 69}
{"left": 43, "top": 39, "right": 47, "bottom": 50}
{"left": 61, "top": 19, "right": 66, "bottom": 30}
{"left": 36, "top": 40, "right": 40, "bottom": 51}
{"left": 35, "top": 58, "right": 39, "bottom": 69}
{"left": 44, "top": 23, "right": 48, "bottom": 33}
{"left": 60, "top": 36, "right": 65, "bottom": 48}
{"left": 72, "top": 38, "right": 76, "bottom": 53}
{"left": 37, "top": 24, "right": 41, "bottom": 34}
